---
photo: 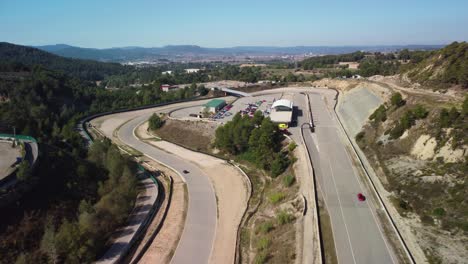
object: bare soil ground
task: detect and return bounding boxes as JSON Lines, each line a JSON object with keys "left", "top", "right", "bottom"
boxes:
{"left": 0, "top": 142, "right": 20, "bottom": 180}
{"left": 138, "top": 123, "right": 249, "bottom": 264}
{"left": 155, "top": 119, "right": 217, "bottom": 153}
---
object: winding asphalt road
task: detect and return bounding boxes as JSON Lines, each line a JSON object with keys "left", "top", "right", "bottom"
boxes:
{"left": 118, "top": 113, "right": 217, "bottom": 264}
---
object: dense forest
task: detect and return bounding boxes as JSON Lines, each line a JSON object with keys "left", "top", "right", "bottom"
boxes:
{"left": 0, "top": 45, "right": 207, "bottom": 263}
{"left": 215, "top": 112, "right": 290, "bottom": 177}
{"left": 0, "top": 42, "right": 130, "bottom": 81}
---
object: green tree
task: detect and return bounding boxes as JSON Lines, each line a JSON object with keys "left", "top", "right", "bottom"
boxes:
{"left": 40, "top": 220, "right": 58, "bottom": 264}
{"left": 197, "top": 84, "right": 209, "bottom": 96}
{"left": 252, "top": 111, "right": 264, "bottom": 126}
{"left": 391, "top": 92, "right": 405, "bottom": 107}
{"left": 148, "top": 113, "right": 164, "bottom": 130}
{"left": 462, "top": 95, "right": 468, "bottom": 116}
{"left": 16, "top": 160, "right": 31, "bottom": 181}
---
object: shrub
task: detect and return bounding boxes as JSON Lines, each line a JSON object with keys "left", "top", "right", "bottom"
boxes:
{"left": 421, "top": 215, "right": 434, "bottom": 225}
{"left": 277, "top": 210, "right": 294, "bottom": 225}
{"left": 254, "top": 251, "right": 268, "bottom": 264}
{"left": 391, "top": 92, "right": 405, "bottom": 107}
{"left": 16, "top": 160, "right": 31, "bottom": 181}
{"left": 412, "top": 105, "right": 429, "bottom": 119}
{"left": 148, "top": 113, "right": 164, "bottom": 130}
{"left": 433, "top": 208, "right": 446, "bottom": 217}
{"left": 399, "top": 199, "right": 409, "bottom": 210}
{"left": 283, "top": 175, "right": 295, "bottom": 187}
{"left": 257, "top": 221, "right": 274, "bottom": 234}
{"left": 389, "top": 123, "right": 405, "bottom": 139}
{"left": 288, "top": 142, "right": 297, "bottom": 152}
{"left": 269, "top": 192, "right": 285, "bottom": 204}
{"left": 270, "top": 154, "right": 289, "bottom": 178}
{"left": 355, "top": 131, "right": 365, "bottom": 141}
{"left": 256, "top": 237, "right": 271, "bottom": 251}
{"left": 369, "top": 105, "right": 387, "bottom": 122}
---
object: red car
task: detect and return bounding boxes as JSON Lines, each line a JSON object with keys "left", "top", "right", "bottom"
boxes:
{"left": 357, "top": 193, "right": 366, "bottom": 201}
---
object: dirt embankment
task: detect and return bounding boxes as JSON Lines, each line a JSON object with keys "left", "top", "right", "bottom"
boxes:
{"left": 155, "top": 119, "right": 218, "bottom": 153}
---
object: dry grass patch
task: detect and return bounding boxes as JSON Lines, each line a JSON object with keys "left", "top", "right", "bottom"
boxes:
{"left": 154, "top": 119, "right": 217, "bottom": 153}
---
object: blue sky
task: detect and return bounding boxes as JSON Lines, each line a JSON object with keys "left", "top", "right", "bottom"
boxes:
{"left": 1, "top": 0, "right": 467, "bottom": 48}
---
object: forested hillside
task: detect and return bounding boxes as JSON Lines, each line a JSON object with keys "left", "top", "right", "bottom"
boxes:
{"left": 0, "top": 42, "right": 130, "bottom": 81}
{"left": 401, "top": 41, "right": 468, "bottom": 88}
{"left": 0, "top": 46, "right": 207, "bottom": 263}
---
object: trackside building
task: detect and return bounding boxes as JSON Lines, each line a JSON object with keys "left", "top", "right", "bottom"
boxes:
{"left": 203, "top": 99, "right": 226, "bottom": 113}
{"left": 269, "top": 99, "right": 293, "bottom": 125}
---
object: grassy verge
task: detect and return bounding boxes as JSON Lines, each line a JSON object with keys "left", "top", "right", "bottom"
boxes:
{"left": 317, "top": 194, "right": 338, "bottom": 264}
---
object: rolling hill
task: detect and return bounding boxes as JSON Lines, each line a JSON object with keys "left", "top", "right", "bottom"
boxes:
{"left": 402, "top": 41, "right": 468, "bottom": 88}
{"left": 0, "top": 42, "right": 130, "bottom": 80}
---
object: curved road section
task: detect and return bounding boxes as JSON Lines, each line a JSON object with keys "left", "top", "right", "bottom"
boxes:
{"left": 118, "top": 114, "right": 217, "bottom": 264}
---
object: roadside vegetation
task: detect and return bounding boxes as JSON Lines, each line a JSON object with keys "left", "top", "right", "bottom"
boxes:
{"left": 213, "top": 112, "right": 300, "bottom": 263}
{"left": 356, "top": 92, "right": 467, "bottom": 262}
{"left": 214, "top": 112, "right": 290, "bottom": 176}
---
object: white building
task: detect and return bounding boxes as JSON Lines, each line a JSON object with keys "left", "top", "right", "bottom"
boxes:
{"left": 160, "top": 84, "right": 179, "bottom": 92}
{"left": 269, "top": 99, "right": 293, "bottom": 124}
{"left": 185, "top": 68, "right": 200, "bottom": 73}
{"left": 162, "top": 71, "right": 173, "bottom": 75}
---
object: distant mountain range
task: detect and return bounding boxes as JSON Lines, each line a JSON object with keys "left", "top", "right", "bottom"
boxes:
{"left": 35, "top": 44, "right": 444, "bottom": 62}
{"left": 0, "top": 42, "right": 128, "bottom": 80}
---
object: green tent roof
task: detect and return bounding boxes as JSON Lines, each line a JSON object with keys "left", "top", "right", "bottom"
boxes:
{"left": 204, "top": 99, "right": 226, "bottom": 108}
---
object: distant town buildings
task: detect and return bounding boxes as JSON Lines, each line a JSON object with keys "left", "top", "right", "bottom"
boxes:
{"left": 239, "top": 63, "right": 267, "bottom": 68}
{"left": 160, "top": 84, "right": 179, "bottom": 92}
{"left": 162, "top": 71, "right": 173, "bottom": 75}
{"left": 185, "top": 68, "right": 200, "bottom": 73}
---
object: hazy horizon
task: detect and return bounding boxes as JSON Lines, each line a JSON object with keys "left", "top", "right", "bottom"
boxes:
{"left": 1, "top": 0, "right": 467, "bottom": 48}
{"left": 30, "top": 43, "right": 449, "bottom": 50}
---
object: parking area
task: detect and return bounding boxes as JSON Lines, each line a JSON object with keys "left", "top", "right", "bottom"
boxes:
{"left": 0, "top": 142, "right": 21, "bottom": 180}
{"left": 169, "top": 93, "right": 286, "bottom": 124}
